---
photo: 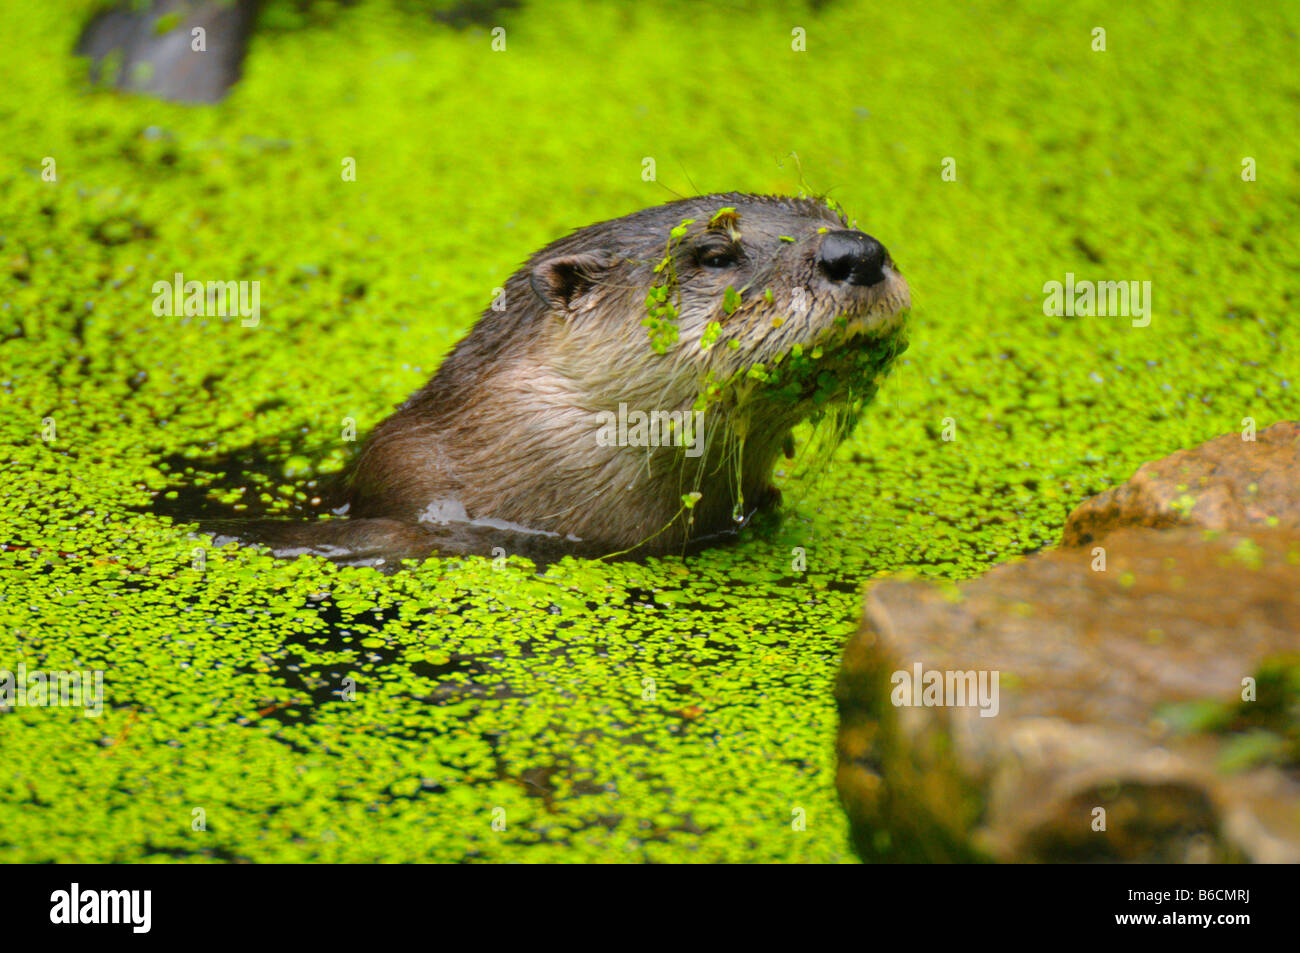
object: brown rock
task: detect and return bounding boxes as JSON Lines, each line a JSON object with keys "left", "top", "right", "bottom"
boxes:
{"left": 835, "top": 527, "right": 1300, "bottom": 863}
{"left": 1062, "top": 420, "right": 1300, "bottom": 547}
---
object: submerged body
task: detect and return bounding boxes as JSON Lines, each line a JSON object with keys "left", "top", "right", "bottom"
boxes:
{"left": 212, "top": 193, "right": 911, "bottom": 564}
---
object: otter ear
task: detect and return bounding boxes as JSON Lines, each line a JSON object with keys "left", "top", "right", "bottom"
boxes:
{"left": 529, "top": 251, "right": 615, "bottom": 313}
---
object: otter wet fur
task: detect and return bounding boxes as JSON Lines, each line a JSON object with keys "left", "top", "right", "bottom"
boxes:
{"left": 203, "top": 193, "right": 911, "bottom": 566}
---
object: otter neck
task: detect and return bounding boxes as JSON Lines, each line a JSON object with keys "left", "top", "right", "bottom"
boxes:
{"left": 446, "top": 367, "right": 795, "bottom": 552}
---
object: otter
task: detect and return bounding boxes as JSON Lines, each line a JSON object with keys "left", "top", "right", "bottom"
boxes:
{"left": 204, "top": 193, "right": 911, "bottom": 565}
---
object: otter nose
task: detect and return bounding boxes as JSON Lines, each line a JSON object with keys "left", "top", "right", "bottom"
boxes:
{"left": 817, "top": 230, "right": 888, "bottom": 287}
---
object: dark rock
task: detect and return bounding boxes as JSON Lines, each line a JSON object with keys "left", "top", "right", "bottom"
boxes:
{"left": 74, "top": 1, "right": 531, "bottom": 104}
{"left": 1063, "top": 420, "right": 1300, "bottom": 547}
{"left": 835, "top": 526, "right": 1300, "bottom": 863}
{"left": 76, "top": 0, "right": 259, "bottom": 104}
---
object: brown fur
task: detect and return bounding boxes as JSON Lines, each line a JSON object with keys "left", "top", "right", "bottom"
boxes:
{"left": 344, "top": 192, "right": 911, "bottom": 557}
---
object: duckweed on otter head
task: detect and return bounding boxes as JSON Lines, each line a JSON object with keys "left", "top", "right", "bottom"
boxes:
{"left": 1, "top": 0, "right": 1298, "bottom": 862}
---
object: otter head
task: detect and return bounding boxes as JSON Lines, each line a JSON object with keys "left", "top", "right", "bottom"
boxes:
{"left": 517, "top": 193, "right": 910, "bottom": 550}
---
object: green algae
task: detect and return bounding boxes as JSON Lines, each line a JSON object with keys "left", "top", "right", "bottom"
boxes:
{"left": 1, "top": 0, "right": 1299, "bottom": 863}
{"left": 1160, "top": 656, "right": 1300, "bottom": 775}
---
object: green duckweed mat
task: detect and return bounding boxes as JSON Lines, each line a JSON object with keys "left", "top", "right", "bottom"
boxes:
{"left": 1, "top": 0, "right": 1297, "bottom": 862}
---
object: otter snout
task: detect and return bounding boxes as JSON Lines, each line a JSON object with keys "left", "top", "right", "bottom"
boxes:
{"left": 817, "top": 229, "right": 890, "bottom": 287}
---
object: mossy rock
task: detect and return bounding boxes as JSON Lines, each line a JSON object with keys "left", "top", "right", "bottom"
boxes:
{"left": 836, "top": 527, "right": 1300, "bottom": 863}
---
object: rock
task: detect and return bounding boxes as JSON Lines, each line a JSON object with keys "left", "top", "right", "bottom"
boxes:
{"left": 1062, "top": 420, "right": 1300, "bottom": 547}
{"left": 835, "top": 526, "right": 1300, "bottom": 863}
{"left": 73, "top": 1, "right": 528, "bottom": 105}
{"left": 76, "top": 0, "right": 258, "bottom": 104}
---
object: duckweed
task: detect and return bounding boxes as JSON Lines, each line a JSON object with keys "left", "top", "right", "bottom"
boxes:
{"left": 0, "top": 0, "right": 1297, "bottom": 862}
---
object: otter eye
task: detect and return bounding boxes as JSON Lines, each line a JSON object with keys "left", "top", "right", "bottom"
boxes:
{"left": 699, "top": 247, "right": 739, "bottom": 269}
